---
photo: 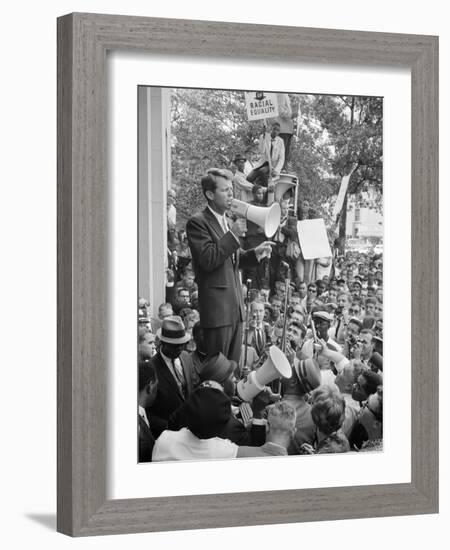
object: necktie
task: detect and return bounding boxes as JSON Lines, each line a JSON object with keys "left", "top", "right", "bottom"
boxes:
{"left": 335, "top": 317, "right": 342, "bottom": 340}
{"left": 172, "top": 358, "right": 186, "bottom": 396}
{"left": 271, "top": 139, "right": 274, "bottom": 157}
{"left": 222, "top": 216, "right": 228, "bottom": 233}
{"left": 223, "top": 216, "right": 236, "bottom": 265}
{"left": 256, "top": 328, "right": 263, "bottom": 353}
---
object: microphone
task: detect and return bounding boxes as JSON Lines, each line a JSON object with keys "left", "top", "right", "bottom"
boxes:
{"left": 281, "top": 261, "right": 291, "bottom": 278}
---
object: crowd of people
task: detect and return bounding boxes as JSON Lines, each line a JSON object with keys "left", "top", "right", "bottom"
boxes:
{"left": 138, "top": 127, "right": 383, "bottom": 463}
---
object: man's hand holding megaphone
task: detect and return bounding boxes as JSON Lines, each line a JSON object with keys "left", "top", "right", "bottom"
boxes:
{"left": 251, "top": 387, "right": 282, "bottom": 419}
{"left": 230, "top": 217, "right": 247, "bottom": 237}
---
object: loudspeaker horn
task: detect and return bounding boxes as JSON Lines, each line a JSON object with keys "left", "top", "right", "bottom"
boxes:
{"left": 237, "top": 345, "right": 292, "bottom": 402}
{"left": 230, "top": 199, "right": 281, "bottom": 238}
{"left": 274, "top": 173, "right": 298, "bottom": 202}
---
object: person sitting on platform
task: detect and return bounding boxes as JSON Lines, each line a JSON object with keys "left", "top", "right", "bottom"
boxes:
{"left": 232, "top": 153, "right": 254, "bottom": 203}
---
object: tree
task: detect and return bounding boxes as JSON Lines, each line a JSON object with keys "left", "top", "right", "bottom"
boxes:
{"left": 169, "top": 90, "right": 382, "bottom": 241}
{"left": 311, "top": 95, "right": 383, "bottom": 242}
{"left": 170, "top": 88, "right": 262, "bottom": 225}
{"left": 288, "top": 94, "right": 338, "bottom": 217}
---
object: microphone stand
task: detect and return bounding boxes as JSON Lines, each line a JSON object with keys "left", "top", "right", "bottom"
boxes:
{"left": 276, "top": 263, "right": 291, "bottom": 394}
{"left": 243, "top": 278, "right": 252, "bottom": 376}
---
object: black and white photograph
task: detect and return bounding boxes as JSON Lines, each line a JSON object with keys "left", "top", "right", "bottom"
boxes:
{"left": 138, "top": 87, "right": 384, "bottom": 463}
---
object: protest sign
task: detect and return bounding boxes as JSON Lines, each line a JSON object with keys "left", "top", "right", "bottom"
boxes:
{"left": 245, "top": 92, "right": 279, "bottom": 121}
{"left": 332, "top": 164, "right": 358, "bottom": 221}
{"left": 297, "top": 219, "right": 332, "bottom": 260}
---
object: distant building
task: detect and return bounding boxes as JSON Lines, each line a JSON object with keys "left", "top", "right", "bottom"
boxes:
{"left": 346, "top": 201, "right": 383, "bottom": 239}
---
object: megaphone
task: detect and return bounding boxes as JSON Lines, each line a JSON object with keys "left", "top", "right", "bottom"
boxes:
{"left": 230, "top": 199, "right": 281, "bottom": 238}
{"left": 274, "top": 173, "right": 298, "bottom": 202}
{"left": 237, "top": 345, "right": 292, "bottom": 402}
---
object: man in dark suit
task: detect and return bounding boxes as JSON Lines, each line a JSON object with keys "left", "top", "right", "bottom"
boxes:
{"left": 138, "top": 360, "right": 158, "bottom": 462}
{"left": 186, "top": 168, "right": 274, "bottom": 364}
{"left": 146, "top": 316, "right": 193, "bottom": 438}
{"left": 246, "top": 299, "right": 271, "bottom": 358}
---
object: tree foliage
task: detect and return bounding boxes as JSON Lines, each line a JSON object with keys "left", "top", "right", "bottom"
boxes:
{"left": 171, "top": 88, "right": 262, "bottom": 224}
{"left": 310, "top": 95, "right": 383, "bottom": 241}
{"left": 170, "top": 89, "right": 383, "bottom": 229}
{"left": 311, "top": 95, "right": 383, "bottom": 200}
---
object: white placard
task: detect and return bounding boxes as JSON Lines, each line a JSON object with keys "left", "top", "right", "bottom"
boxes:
{"left": 333, "top": 174, "right": 351, "bottom": 219}
{"left": 245, "top": 91, "right": 279, "bottom": 120}
{"left": 297, "top": 219, "right": 332, "bottom": 259}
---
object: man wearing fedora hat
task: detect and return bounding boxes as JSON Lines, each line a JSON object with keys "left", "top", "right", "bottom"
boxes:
{"left": 232, "top": 153, "right": 254, "bottom": 203}
{"left": 186, "top": 169, "right": 274, "bottom": 365}
{"left": 146, "top": 316, "right": 194, "bottom": 438}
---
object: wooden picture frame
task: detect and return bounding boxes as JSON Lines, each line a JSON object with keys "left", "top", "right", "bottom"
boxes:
{"left": 57, "top": 13, "right": 438, "bottom": 536}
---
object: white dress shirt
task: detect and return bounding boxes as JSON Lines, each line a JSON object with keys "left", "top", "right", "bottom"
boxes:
{"left": 207, "top": 205, "right": 239, "bottom": 244}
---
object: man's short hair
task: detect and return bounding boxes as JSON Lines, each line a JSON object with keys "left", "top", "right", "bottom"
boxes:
{"left": 138, "top": 360, "right": 157, "bottom": 391}
{"left": 267, "top": 401, "right": 296, "bottom": 433}
{"left": 271, "top": 121, "right": 281, "bottom": 129}
{"left": 348, "top": 317, "right": 363, "bottom": 330}
{"left": 365, "top": 297, "right": 377, "bottom": 306}
{"left": 158, "top": 302, "right": 173, "bottom": 314}
{"left": 337, "top": 291, "right": 352, "bottom": 303}
{"left": 288, "top": 319, "right": 302, "bottom": 331}
{"left": 288, "top": 319, "right": 306, "bottom": 337}
{"left": 177, "top": 286, "right": 189, "bottom": 296}
{"left": 252, "top": 184, "right": 264, "bottom": 196}
{"left": 310, "top": 385, "right": 346, "bottom": 436}
{"left": 201, "top": 168, "right": 232, "bottom": 199}
{"left": 360, "top": 369, "right": 383, "bottom": 397}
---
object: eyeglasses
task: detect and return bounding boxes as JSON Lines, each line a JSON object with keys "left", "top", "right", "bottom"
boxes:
{"left": 308, "top": 288, "right": 317, "bottom": 293}
{"left": 349, "top": 308, "right": 360, "bottom": 314}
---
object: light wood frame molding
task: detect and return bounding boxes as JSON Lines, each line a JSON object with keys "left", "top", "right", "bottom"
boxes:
{"left": 57, "top": 13, "right": 438, "bottom": 536}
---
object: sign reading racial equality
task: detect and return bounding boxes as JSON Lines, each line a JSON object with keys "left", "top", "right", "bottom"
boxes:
{"left": 244, "top": 92, "right": 279, "bottom": 121}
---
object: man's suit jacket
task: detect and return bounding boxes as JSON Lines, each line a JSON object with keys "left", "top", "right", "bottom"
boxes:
{"left": 146, "top": 352, "right": 188, "bottom": 438}
{"left": 138, "top": 415, "right": 155, "bottom": 462}
{"left": 245, "top": 323, "right": 269, "bottom": 357}
{"left": 186, "top": 207, "right": 259, "bottom": 329}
